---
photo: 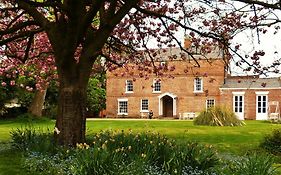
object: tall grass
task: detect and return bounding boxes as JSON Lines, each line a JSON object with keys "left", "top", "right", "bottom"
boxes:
{"left": 194, "top": 106, "right": 244, "bottom": 126}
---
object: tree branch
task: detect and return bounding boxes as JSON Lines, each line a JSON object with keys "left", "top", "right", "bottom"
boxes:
{"left": 134, "top": 6, "right": 224, "bottom": 42}
{"left": 23, "top": 34, "right": 34, "bottom": 62}
{"left": 18, "top": 0, "right": 50, "bottom": 28}
{"left": 0, "top": 29, "right": 43, "bottom": 46}
{"left": 0, "top": 21, "right": 39, "bottom": 35}
{"left": 234, "top": 0, "right": 281, "bottom": 10}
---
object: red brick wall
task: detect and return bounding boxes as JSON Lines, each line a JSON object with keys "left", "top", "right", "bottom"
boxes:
{"left": 106, "top": 59, "right": 226, "bottom": 118}
{"left": 220, "top": 89, "right": 281, "bottom": 119}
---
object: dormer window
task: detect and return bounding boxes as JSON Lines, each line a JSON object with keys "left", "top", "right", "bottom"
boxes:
{"left": 126, "top": 80, "right": 133, "bottom": 93}
{"left": 194, "top": 77, "right": 203, "bottom": 92}
{"left": 153, "top": 79, "right": 161, "bottom": 93}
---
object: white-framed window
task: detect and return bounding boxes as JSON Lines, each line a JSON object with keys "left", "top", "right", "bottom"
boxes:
{"left": 118, "top": 99, "right": 128, "bottom": 115}
{"left": 194, "top": 77, "right": 203, "bottom": 92}
{"left": 141, "top": 99, "right": 149, "bottom": 112}
{"left": 206, "top": 99, "right": 215, "bottom": 109}
{"left": 125, "top": 80, "right": 133, "bottom": 93}
{"left": 255, "top": 92, "right": 269, "bottom": 114}
{"left": 153, "top": 79, "right": 161, "bottom": 93}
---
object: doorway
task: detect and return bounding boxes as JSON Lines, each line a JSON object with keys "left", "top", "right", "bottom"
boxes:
{"left": 162, "top": 95, "right": 173, "bottom": 117}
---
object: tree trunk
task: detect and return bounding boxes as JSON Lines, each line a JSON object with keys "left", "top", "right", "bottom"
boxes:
{"left": 54, "top": 74, "right": 89, "bottom": 146}
{"left": 28, "top": 86, "right": 47, "bottom": 117}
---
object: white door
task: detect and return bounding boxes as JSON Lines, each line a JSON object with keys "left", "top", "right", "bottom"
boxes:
{"left": 256, "top": 95, "right": 268, "bottom": 120}
{"left": 233, "top": 95, "right": 244, "bottom": 120}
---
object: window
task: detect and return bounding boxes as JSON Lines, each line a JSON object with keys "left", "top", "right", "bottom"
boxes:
{"left": 153, "top": 79, "right": 161, "bottom": 93}
{"left": 234, "top": 95, "right": 243, "bottom": 113}
{"left": 194, "top": 77, "right": 203, "bottom": 92}
{"left": 206, "top": 99, "right": 215, "bottom": 109}
{"left": 126, "top": 80, "right": 133, "bottom": 93}
{"left": 257, "top": 95, "right": 267, "bottom": 113}
{"left": 141, "top": 99, "right": 149, "bottom": 112}
{"left": 118, "top": 99, "right": 128, "bottom": 115}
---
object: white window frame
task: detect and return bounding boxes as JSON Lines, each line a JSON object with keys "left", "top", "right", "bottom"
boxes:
{"left": 153, "top": 79, "right": 161, "bottom": 93}
{"left": 140, "top": 99, "right": 149, "bottom": 112}
{"left": 117, "top": 98, "right": 128, "bottom": 115}
{"left": 194, "top": 77, "right": 203, "bottom": 93}
{"left": 255, "top": 91, "right": 269, "bottom": 120}
{"left": 232, "top": 91, "right": 245, "bottom": 120}
{"left": 125, "top": 80, "right": 133, "bottom": 93}
{"left": 206, "top": 99, "right": 215, "bottom": 109}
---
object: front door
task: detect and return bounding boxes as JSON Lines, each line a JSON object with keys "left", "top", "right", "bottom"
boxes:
{"left": 163, "top": 95, "right": 173, "bottom": 117}
{"left": 233, "top": 95, "right": 244, "bottom": 120}
{"left": 256, "top": 95, "right": 268, "bottom": 120}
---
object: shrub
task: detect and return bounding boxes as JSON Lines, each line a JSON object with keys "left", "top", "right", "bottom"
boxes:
{"left": 194, "top": 106, "right": 244, "bottom": 126}
{"left": 260, "top": 129, "right": 281, "bottom": 155}
{"left": 226, "top": 153, "right": 277, "bottom": 175}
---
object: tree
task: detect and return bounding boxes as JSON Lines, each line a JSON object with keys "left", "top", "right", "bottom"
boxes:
{"left": 1, "top": 0, "right": 280, "bottom": 146}
{"left": 0, "top": 31, "right": 56, "bottom": 117}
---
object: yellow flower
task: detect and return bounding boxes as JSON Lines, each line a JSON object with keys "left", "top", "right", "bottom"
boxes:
{"left": 141, "top": 153, "right": 146, "bottom": 158}
{"left": 102, "top": 143, "right": 106, "bottom": 149}
{"left": 128, "top": 146, "right": 132, "bottom": 150}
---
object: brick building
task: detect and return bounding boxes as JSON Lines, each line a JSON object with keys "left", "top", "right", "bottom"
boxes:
{"left": 106, "top": 45, "right": 281, "bottom": 120}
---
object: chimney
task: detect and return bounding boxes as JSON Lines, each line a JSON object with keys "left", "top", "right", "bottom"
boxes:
{"left": 184, "top": 36, "right": 192, "bottom": 49}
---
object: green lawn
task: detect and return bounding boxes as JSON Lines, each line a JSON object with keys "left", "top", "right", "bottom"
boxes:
{"left": 86, "top": 119, "right": 281, "bottom": 154}
{"left": 0, "top": 119, "right": 281, "bottom": 174}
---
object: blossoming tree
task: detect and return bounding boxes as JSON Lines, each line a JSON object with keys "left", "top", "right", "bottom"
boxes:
{"left": 1, "top": 0, "right": 281, "bottom": 146}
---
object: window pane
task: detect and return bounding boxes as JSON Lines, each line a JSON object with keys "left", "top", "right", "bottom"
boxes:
{"left": 126, "top": 80, "right": 133, "bottom": 92}
{"left": 119, "top": 101, "right": 128, "bottom": 113}
{"left": 141, "top": 99, "right": 149, "bottom": 111}
{"left": 239, "top": 107, "right": 242, "bottom": 112}
{"left": 194, "top": 78, "right": 202, "bottom": 91}
{"left": 206, "top": 99, "right": 215, "bottom": 108}
{"left": 239, "top": 96, "right": 242, "bottom": 101}
{"left": 154, "top": 80, "right": 161, "bottom": 92}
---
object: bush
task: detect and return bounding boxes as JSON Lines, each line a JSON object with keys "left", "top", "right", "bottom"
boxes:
{"left": 224, "top": 153, "right": 277, "bottom": 175}
{"left": 194, "top": 106, "right": 244, "bottom": 126}
{"left": 260, "top": 129, "right": 281, "bottom": 155}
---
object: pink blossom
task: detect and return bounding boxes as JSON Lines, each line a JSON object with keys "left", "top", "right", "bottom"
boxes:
{"left": 10, "top": 80, "right": 15, "bottom": 86}
{"left": 1, "top": 82, "right": 7, "bottom": 87}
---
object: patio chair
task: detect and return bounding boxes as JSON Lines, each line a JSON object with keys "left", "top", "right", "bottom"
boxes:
{"left": 268, "top": 101, "right": 280, "bottom": 121}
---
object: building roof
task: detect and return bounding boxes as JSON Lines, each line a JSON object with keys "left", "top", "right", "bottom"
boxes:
{"left": 221, "top": 76, "right": 281, "bottom": 89}
{"left": 141, "top": 46, "right": 224, "bottom": 62}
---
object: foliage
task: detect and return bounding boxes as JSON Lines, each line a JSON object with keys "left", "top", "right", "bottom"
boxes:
{"left": 10, "top": 127, "right": 57, "bottom": 154}
{"left": 194, "top": 106, "right": 244, "bottom": 126}
{"left": 11, "top": 128, "right": 220, "bottom": 175}
{"left": 222, "top": 153, "right": 277, "bottom": 175}
{"left": 86, "top": 77, "right": 106, "bottom": 117}
{"left": 260, "top": 129, "right": 281, "bottom": 156}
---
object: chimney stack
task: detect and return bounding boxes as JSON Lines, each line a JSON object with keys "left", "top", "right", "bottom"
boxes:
{"left": 184, "top": 35, "right": 192, "bottom": 49}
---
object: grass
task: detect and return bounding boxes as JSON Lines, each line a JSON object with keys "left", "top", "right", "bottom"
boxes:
{"left": 0, "top": 118, "right": 281, "bottom": 174}
{"left": 86, "top": 119, "right": 281, "bottom": 154}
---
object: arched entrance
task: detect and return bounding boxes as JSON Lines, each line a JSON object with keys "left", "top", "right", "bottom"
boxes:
{"left": 158, "top": 93, "right": 177, "bottom": 118}
{"left": 162, "top": 95, "right": 173, "bottom": 117}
